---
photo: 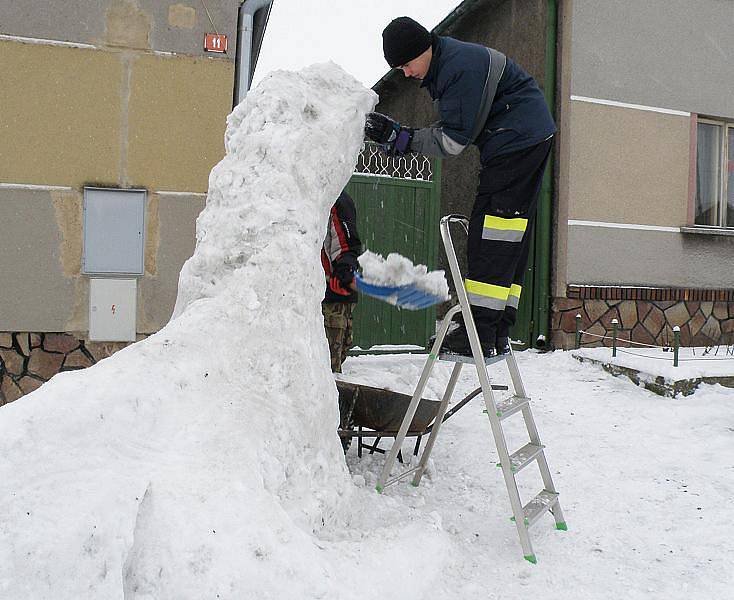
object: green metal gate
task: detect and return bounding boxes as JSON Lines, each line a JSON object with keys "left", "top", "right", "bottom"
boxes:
{"left": 344, "top": 136, "right": 549, "bottom": 351}
{"left": 346, "top": 145, "right": 441, "bottom": 351}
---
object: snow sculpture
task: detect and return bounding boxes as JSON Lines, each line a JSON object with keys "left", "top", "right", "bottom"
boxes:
{"left": 0, "top": 63, "right": 381, "bottom": 598}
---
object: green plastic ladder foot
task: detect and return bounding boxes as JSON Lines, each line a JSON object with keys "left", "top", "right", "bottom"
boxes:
{"left": 375, "top": 484, "right": 383, "bottom": 494}
{"left": 524, "top": 554, "right": 537, "bottom": 564}
{"left": 410, "top": 481, "right": 419, "bottom": 487}
{"left": 555, "top": 522, "right": 567, "bottom": 531}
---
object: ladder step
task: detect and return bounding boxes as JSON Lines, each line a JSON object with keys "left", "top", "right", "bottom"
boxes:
{"left": 438, "top": 352, "right": 507, "bottom": 366}
{"left": 500, "top": 443, "right": 544, "bottom": 473}
{"left": 522, "top": 490, "right": 559, "bottom": 528}
{"left": 495, "top": 395, "right": 529, "bottom": 420}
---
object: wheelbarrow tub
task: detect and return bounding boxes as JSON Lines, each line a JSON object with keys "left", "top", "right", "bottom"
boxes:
{"left": 336, "top": 380, "right": 440, "bottom": 434}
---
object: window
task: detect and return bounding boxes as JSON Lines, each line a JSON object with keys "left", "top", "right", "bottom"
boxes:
{"left": 695, "top": 119, "right": 734, "bottom": 227}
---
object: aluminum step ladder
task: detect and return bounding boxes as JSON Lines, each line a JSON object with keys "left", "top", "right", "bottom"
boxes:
{"left": 375, "top": 214, "right": 566, "bottom": 563}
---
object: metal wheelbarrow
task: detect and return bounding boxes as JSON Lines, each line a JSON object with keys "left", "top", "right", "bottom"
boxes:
{"left": 336, "top": 379, "right": 507, "bottom": 460}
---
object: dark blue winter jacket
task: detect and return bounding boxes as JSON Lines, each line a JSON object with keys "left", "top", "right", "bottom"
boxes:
{"left": 411, "top": 35, "right": 555, "bottom": 162}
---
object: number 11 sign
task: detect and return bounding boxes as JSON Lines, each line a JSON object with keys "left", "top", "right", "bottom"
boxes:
{"left": 204, "top": 33, "right": 227, "bottom": 53}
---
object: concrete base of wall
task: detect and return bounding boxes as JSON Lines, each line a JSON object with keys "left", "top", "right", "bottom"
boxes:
{"left": 0, "top": 332, "right": 137, "bottom": 405}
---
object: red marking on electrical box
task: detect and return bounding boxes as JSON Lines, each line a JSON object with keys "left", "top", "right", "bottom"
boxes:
{"left": 204, "top": 34, "right": 227, "bottom": 53}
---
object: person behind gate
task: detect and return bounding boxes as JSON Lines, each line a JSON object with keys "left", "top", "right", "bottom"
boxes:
{"left": 322, "top": 189, "right": 361, "bottom": 373}
{"left": 364, "top": 17, "right": 555, "bottom": 358}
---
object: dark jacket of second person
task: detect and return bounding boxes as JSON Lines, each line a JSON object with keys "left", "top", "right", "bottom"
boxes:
{"left": 322, "top": 191, "right": 361, "bottom": 303}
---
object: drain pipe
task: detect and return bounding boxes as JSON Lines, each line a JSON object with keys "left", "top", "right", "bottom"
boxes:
{"left": 234, "top": 0, "right": 273, "bottom": 106}
{"left": 532, "top": 0, "right": 558, "bottom": 349}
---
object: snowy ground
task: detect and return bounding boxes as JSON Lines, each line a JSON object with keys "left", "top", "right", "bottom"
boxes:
{"left": 2, "top": 59, "right": 732, "bottom": 597}
{"left": 340, "top": 350, "right": 734, "bottom": 599}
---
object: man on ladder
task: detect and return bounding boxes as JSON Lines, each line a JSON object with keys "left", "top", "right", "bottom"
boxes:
{"left": 365, "top": 16, "right": 555, "bottom": 357}
{"left": 364, "top": 19, "right": 565, "bottom": 563}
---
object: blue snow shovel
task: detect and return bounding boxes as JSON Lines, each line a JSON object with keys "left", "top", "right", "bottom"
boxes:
{"left": 354, "top": 273, "right": 447, "bottom": 311}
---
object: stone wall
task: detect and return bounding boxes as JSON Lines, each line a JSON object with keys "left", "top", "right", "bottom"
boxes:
{"left": 0, "top": 332, "right": 131, "bottom": 405}
{"left": 551, "top": 286, "right": 734, "bottom": 350}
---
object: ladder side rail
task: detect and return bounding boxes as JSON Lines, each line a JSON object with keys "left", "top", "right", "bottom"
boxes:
{"left": 440, "top": 216, "right": 478, "bottom": 354}
{"left": 411, "top": 362, "right": 463, "bottom": 486}
{"left": 519, "top": 404, "right": 565, "bottom": 526}
{"left": 519, "top": 403, "right": 554, "bottom": 490}
{"left": 375, "top": 304, "right": 462, "bottom": 492}
{"left": 510, "top": 350, "right": 560, "bottom": 497}
{"left": 474, "top": 350, "right": 535, "bottom": 558}
{"left": 505, "top": 352, "right": 529, "bottom": 399}
{"left": 511, "top": 348, "right": 565, "bottom": 527}
{"left": 439, "top": 215, "right": 500, "bottom": 418}
{"left": 440, "top": 215, "right": 535, "bottom": 558}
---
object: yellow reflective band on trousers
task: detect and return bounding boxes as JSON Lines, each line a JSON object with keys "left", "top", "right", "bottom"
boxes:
{"left": 465, "top": 278, "right": 510, "bottom": 311}
{"left": 507, "top": 284, "right": 522, "bottom": 309}
{"left": 481, "top": 214, "right": 528, "bottom": 242}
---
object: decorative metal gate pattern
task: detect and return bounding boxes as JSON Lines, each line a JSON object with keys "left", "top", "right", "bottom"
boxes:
{"left": 353, "top": 142, "right": 434, "bottom": 181}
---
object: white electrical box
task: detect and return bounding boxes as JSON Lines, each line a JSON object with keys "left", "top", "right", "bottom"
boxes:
{"left": 89, "top": 278, "right": 137, "bottom": 342}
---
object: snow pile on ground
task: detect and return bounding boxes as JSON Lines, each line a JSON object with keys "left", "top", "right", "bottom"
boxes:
{"left": 359, "top": 250, "right": 450, "bottom": 299}
{"left": 0, "top": 64, "right": 451, "bottom": 599}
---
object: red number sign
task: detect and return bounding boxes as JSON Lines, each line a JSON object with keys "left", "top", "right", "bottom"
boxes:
{"left": 204, "top": 34, "right": 227, "bottom": 53}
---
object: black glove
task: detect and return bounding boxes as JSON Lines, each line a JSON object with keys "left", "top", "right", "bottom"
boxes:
{"left": 330, "top": 263, "right": 355, "bottom": 296}
{"left": 364, "top": 112, "right": 414, "bottom": 156}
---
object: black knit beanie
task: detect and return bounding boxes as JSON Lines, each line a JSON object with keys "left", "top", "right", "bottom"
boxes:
{"left": 382, "top": 17, "right": 432, "bottom": 68}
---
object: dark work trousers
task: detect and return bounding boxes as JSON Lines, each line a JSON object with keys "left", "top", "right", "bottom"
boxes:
{"left": 466, "top": 136, "right": 553, "bottom": 345}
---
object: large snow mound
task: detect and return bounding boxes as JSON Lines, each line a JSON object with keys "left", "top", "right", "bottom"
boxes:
{"left": 0, "top": 64, "right": 449, "bottom": 599}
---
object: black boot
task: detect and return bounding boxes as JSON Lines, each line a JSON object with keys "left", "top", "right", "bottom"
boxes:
{"left": 495, "top": 320, "right": 512, "bottom": 355}
{"left": 439, "top": 324, "right": 497, "bottom": 357}
{"left": 496, "top": 336, "right": 512, "bottom": 355}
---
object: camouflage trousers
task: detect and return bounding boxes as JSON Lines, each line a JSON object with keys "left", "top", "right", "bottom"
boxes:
{"left": 322, "top": 302, "right": 355, "bottom": 373}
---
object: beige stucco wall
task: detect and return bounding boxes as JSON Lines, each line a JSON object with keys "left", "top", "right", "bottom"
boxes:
{"left": 553, "top": 0, "right": 734, "bottom": 295}
{"left": 138, "top": 193, "right": 206, "bottom": 332}
{"left": 0, "top": 41, "right": 122, "bottom": 185}
{"left": 0, "top": 0, "right": 240, "bottom": 59}
{"left": 127, "top": 54, "right": 233, "bottom": 192}
{"left": 558, "top": 98, "right": 734, "bottom": 288}
{"left": 0, "top": 188, "right": 207, "bottom": 332}
{"left": 567, "top": 101, "right": 690, "bottom": 226}
{"left": 558, "top": 99, "right": 694, "bottom": 289}
{"left": 0, "top": 189, "right": 77, "bottom": 331}
{"left": 0, "top": 37, "right": 233, "bottom": 333}
{"left": 554, "top": 0, "right": 693, "bottom": 297}
{"left": 567, "top": 225, "right": 734, "bottom": 288}
{"left": 0, "top": 40, "right": 232, "bottom": 191}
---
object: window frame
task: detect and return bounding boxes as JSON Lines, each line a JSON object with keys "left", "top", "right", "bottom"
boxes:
{"left": 695, "top": 116, "right": 732, "bottom": 228}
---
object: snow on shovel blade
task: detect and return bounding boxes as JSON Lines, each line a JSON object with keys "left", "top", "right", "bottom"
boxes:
{"left": 354, "top": 273, "right": 446, "bottom": 311}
